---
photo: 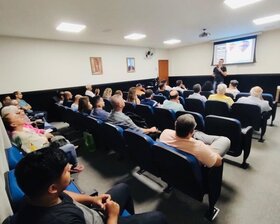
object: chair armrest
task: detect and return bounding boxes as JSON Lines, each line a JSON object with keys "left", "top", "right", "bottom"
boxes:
{"left": 241, "top": 126, "right": 253, "bottom": 136}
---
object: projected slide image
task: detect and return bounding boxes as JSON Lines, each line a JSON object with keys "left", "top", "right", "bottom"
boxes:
{"left": 213, "top": 36, "right": 256, "bottom": 65}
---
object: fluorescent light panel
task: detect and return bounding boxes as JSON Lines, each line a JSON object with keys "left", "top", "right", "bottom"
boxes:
{"left": 56, "top": 22, "right": 86, "bottom": 33}
{"left": 124, "top": 33, "right": 146, "bottom": 40}
{"left": 253, "top": 14, "right": 280, "bottom": 25}
{"left": 224, "top": 0, "right": 262, "bottom": 9}
{"left": 163, "top": 39, "right": 181, "bottom": 45}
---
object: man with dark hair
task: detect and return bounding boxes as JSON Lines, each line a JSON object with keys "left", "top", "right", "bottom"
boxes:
{"left": 11, "top": 147, "right": 167, "bottom": 224}
{"left": 173, "top": 80, "right": 187, "bottom": 93}
{"left": 162, "top": 90, "right": 184, "bottom": 112}
{"left": 90, "top": 95, "right": 110, "bottom": 121}
{"left": 141, "top": 89, "right": 159, "bottom": 108}
{"left": 188, "top": 84, "right": 207, "bottom": 102}
{"left": 226, "top": 80, "right": 240, "bottom": 99}
{"left": 155, "top": 83, "right": 170, "bottom": 98}
{"left": 160, "top": 114, "right": 230, "bottom": 167}
{"left": 212, "top": 58, "right": 227, "bottom": 90}
{"left": 14, "top": 91, "right": 32, "bottom": 112}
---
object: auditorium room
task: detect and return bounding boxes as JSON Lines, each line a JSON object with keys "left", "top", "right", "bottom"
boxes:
{"left": 1, "top": 0, "right": 280, "bottom": 223}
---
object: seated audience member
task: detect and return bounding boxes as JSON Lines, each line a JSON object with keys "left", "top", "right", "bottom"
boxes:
{"left": 102, "top": 87, "right": 113, "bottom": 100}
{"left": 2, "top": 109, "right": 83, "bottom": 172}
{"left": 78, "top": 96, "right": 93, "bottom": 115}
{"left": 71, "top": 94, "right": 82, "bottom": 112}
{"left": 85, "top": 84, "right": 95, "bottom": 98}
{"left": 108, "top": 94, "right": 157, "bottom": 134}
{"left": 141, "top": 89, "right": 160, "bottom": 108}
{"left": 236, "top": 86, "right": 272, "bottom": 113}
{"left": 10, "top": 147, "right": 167, "bottom": 224}
{"left": 202, "top": 81, "right": 214, "bottom": 92}
{"left": 127, "top": 87, "right": 140, "bottom": 104}
{"left": 114, "top": 89, "right": 123, "bottom": 97}
{"left": 1, "top": 95, "right": 12, "bottom": 107}
{"left": 162, "top": 90, "right": 184, "bottom": 112}
{"left": 94, "top": 88, "right": 101, "bottom": 96}
{"left": 173, "top": 80, "right": 187, "bottom": 93}
{"left": 156, "top": 83, "right": 170, "bottom": 99}
{"left": 63, "top": 91, "right": 73, "bottom": 107}
{"left": 226, "top": 80, "right": 240, "bottom": 99}
{"left": 188, "top": 84, "right": 207, "bottom": 103}
{"left": 161, "top": 80, "right": 172, "bottom": 91}
{"left": 90, "top": 96, "right": 110, "bottom": 121}
{"left": 14, "top": 91, "right": 32, "bottom": 112}
{"left": 160, "top": 114, "right": 230, "bottom": 167}
{"left": 2, "top": 105, "right": 44, "bottom": 131}
{"left": 135, "top": 83, "right": 145, "bottom": 96}
{"left": 208, "top": 83, "right": 234, "bottom": 107}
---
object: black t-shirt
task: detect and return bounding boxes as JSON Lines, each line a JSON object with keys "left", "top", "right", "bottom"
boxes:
{"left": 11, "top": 193, "right": 85, "bottom": 224}
{"left": 213, "top": 66, "right": 227, "bottom": 83}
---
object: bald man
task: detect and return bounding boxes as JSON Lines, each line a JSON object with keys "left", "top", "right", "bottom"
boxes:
{"left": 162, "top": 90, "right": 185, "bottom": 112}
{"left": 236, "top": 86, "right": 272, "bottom": 113}
{"left": 108, "top": 94, "right": 157, "bottom": 134}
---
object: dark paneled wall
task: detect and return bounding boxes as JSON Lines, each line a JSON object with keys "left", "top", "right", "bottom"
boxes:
{"left": 169, "top": 74, "right": 280, "bottom": 97}
{"left": 0, "top": 78, "right": 155, "bottom": 120}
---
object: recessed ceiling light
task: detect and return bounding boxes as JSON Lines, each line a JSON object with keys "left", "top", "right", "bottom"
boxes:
{"left": 124, "top": 33, "right": 146, "bottom": 40}
{"left": 224, "top": 0, "right": 262, "bottom": 9}
{"left": 163, "top": 39, "right": 181, "bottom": 45}
{"left": 253, "top": 14, "right": 280, "bottom": 25}
{"left": 56, "top": 22, "right": 86, "bottom": 33}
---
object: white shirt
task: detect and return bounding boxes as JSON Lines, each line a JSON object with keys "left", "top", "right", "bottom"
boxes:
{"left": 188, "top": 93, "right": 207, "bottom": 103}
{"left": 236, "top": 96, "right": 272, "bottom": 113}
{"left": 85, "top": 90, "right": 95, "bottom": 98}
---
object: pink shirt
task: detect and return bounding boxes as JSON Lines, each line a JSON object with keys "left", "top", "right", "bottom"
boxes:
{"left": 159, "top": 129, "right": 219, "bottom": 167}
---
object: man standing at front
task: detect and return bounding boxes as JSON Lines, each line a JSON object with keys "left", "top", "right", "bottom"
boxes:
{"left": 213, "top": 59, "right": 227, "bottom": 91}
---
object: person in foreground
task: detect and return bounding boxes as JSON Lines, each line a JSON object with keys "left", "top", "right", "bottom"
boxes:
{"left": 160, "top": 114, "right": 230, "bottom": 167}
{"left": 10, "top": 147, "right": 167, "bottom": 224}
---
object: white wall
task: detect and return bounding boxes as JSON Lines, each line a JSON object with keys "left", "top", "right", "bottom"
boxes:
{"left": 169, "top": 29, "right": 280, "bottom": 76}
{"left": 0, "top": 36, "right": 168, "bottom": 94}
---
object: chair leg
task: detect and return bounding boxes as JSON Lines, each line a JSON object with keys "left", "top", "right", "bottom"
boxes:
{"left": 205, "top": 206, "right": 220, "bottom": 221}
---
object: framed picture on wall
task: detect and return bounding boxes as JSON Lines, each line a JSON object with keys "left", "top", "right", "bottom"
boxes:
{"left": 126, "top": 57, "right": 135, "bottom": 73}
{"left": 90, "top": 57, "right": 103, "bottom": 75}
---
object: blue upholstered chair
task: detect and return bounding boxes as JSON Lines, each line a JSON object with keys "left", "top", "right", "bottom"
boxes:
{"left": 153, "top": 107, "right": 176, "bottom": 131}
{"left": 123, "top": 102, "right": 135, "bottom": 114}
{"left": 123, "top": 129, "right": 158, "bottom": 176}
{"left": 205, "top": 115, "right": 253, "bottom": 168}
{"left": 135, "top": 104, "right": 155, "bottom": 127}
{"left": 152, "top": 142, "right": 223, "bottom": 221}
{"left": 102, "top": 122, "right": 126, "bottom": 155}
{"left": 205, "top": 100, "right": 230, "bottom": 117}
{"left": 5, "top": 146, "right": 25, "bottom": 170}
{"left": 231, "top": 103, "right": 268, "bottom": 142}
{"left": 152, "top": 95, "right": 167, "bottom": 104}
{"left": 184, "top": 98, "right": 205, "bottom": 116}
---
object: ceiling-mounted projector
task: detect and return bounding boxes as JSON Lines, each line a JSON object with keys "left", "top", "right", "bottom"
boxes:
{"left": 199, "top": 28, "right": 211, "bottom": 38}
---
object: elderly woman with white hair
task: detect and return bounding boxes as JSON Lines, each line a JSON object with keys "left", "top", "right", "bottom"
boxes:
{"left": 236, "top": 86, "right": 272, "bottom": 113}
{"left": 208, "top": 83, "right": 234, "bottom": 107}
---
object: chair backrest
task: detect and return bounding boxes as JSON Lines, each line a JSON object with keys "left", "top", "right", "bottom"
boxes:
{"left": 152, "top": 142, "right": 204, "bottom": 201}
{"left": 205, "top": 115, "right": 242, "bottom": 157}
{"left": 5, "top": 146, "right": 24, "bottom": 170}
{"left": 235, "top": 92, "right": 250, "bottom": 101}
{"left": 231, "top": 103, "right": 262, "bottom": 130}
{"left": 200, "top": 91, "right": 212, "bottom": 99}
{"left": 153, "top": 108, "right": 176, "bottom": 131}
{"left": 135, "top": 104, "right": 155, "bottom": 127}
{"left": 182, "top": 90, "right": 194, "bottom": 99}
{"left": 103, "top": 99, "right": 113, "bottom": 112}
{"left": 179, "top": 96, "right": 185, "bottom": 107}
{"left": 225, "top": 92, "right": 234, "bottom": 99}
{"left": 102, "top": 122, "right": 125, "bottom": 154}
{"left": 262, "top": 93, "right": 274, "bottom": 108}
{"left": 184, "top": 98, "right": 205, "bottom": 115}
{"left": 123, "top": 129, "right": 158, "bottom": 175}
{"left": 123, "top": 102, "right": 135, "bottom": 114}
{"left": 175, "top": 110, "right": 205, "bottom": 131}
{"left": 205, "top": 100, "right": 230, "bottom": 117}
{"left": 152, "top": 95, "right": 166, "bottom": 104}
{"left": 5, "top": 169, "right": 82, "bottom": 213}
